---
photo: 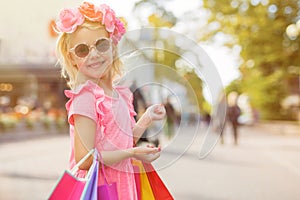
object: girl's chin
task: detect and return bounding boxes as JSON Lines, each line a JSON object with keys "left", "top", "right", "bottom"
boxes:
{"left": 88, "top": 73, "right": 103, "bottom": 80}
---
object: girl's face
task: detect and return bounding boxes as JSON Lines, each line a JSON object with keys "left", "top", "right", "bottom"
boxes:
{"left": 69, "top": 26, "right": 113, "bottom": 82}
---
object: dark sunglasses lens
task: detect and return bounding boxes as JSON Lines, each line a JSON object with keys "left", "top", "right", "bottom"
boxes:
{"left": 75, "top": 44, "right": 89, "bottom": 58}
{"left": 95, "top": 39, "right": 110, "bottom": 53}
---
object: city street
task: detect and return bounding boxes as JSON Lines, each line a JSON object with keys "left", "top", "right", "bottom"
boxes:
{"left": 1, "top": 1, "right": 300, "bottom": 200}
{"left": 0, "top": 123, "right": 300, "bottom": 200}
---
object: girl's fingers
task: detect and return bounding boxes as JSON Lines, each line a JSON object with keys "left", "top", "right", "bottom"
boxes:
{"left": 138, "top": 147, "right": 159, "bottom": 154}
{"left": 147, "top": 144, "right": 161, "bottom": 151}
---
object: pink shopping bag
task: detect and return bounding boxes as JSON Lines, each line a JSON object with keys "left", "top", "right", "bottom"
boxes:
{"left": 48, "top": 171, "right": 86, "bottom": 200}
{"left": 48, "top": 149, "right": 95, "bottom": 200}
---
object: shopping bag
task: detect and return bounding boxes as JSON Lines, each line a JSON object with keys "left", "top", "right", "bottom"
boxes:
{"left": 133, "top": 165, "right": 141, "bottom": 200}
{"left": 132, "top": 159, "right": 155, "bottom": 200}
{"left": 81, "top": 150, "right": 99, "bottom": 200}
{"left": 143, "top": 162, "right": 174, "bottom": 200}
{"left": 48, "top": 149, "right": 95, "bottom": 200}
{"left": 48, "top": 170, "right": 85, "bottom": 200}
{"left": 97, "top": 182, "right": 118, "bottom": 200}
{"left": 97, "top": 151, "right": 119, "bottom": 200}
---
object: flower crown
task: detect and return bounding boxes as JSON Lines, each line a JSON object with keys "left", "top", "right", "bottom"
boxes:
{"left": 55, "top": 1, "right": 126, "bottom": 44}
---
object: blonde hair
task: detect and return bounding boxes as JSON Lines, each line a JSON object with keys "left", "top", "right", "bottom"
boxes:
{"left": 55, "top": 21, "right": 123, "bottom": 89}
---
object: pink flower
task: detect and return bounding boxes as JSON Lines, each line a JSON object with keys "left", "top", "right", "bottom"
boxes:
{"left": 79, "top": 2, "right": 103, "bottom": 22}
{"left": 55, "top": 8, "right": 85, "bottom": 33}
{"left": 99, "top": 4, "right": 116, "bottom": 33}
{"left": 55, "top": 2, "right": 126, "bottom": 43}
{"left": 112, "top": 18, "right": 126, "bottom": 44}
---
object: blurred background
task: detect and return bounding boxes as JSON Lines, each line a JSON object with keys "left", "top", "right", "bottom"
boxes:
{"left": 0, "top": 0, "right": 300, "bottom": 199}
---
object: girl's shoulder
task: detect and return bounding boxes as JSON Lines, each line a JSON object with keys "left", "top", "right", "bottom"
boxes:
{"left": 115, "top": 85, "right": 131, "bottom": 94}
{"left": 64, "top": 81, "right": 106, "bottom": 111}
{"left": 114, "top": 85, "right": 134, "bottom": 101}
{"left": 64, "top": 81, "right": 103, "bottom": 124}
{"left": 64, "top": 80, "right": 105, "bottom": 99}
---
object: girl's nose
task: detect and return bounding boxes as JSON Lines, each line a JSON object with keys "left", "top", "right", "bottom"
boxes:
{"left": 89, "top": 47, "right": 99, "bottom": 58}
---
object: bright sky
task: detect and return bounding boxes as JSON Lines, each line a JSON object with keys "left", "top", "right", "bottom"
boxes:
{"left": 201, "top": 45, "right": 241, "bottom": 87}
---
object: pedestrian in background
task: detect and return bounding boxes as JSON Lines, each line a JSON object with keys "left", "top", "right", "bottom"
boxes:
{"left": 54, "top": 2, "right": 166, "bottom": 199}
{"left": 203, "top": 112, "right": 211, "bottom": 127}
{"left": 227, "top": 92, "right": 241, "bottom": 145}
{"left": 164, "top": 96, "right": 177, "bottom": 139}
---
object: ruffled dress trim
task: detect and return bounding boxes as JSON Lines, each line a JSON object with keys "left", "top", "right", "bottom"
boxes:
{"left": 64, "top": 80, "right": 136, "bottom": 137}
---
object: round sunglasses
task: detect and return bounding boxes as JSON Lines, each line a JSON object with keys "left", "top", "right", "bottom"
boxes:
{"left": 69, "top": 37, "right": 111, "bottom": 58}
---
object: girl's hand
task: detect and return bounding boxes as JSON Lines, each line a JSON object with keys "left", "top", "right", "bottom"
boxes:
{"left": 146, "top": 104, "right": 166, "bottom": 121}
{"left": 135, "top": 152, "right": 160, "bottom": 163}
{"left": 132, "top": 145, "right": 161, "bottom": 163}
{"left": 135, "top": 104, "right": 166, "bottom": 129}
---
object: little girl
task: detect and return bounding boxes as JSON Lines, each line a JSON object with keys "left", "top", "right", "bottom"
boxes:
{"left": 54, "top": 2, "right": 166, "bottom": 199}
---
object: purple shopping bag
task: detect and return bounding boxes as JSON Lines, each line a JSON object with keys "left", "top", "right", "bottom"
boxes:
{"left": 97, "top": 182, "right": 118, "bottom": 200}
{"left": 97, "top": 151, "right": 119, "bottom": 200}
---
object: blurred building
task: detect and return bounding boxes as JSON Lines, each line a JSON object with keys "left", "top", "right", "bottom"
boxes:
{"left": 0, "top": 1, "right": 82, "bottom": 114}
{"left": 0, "top": 63, "right": 66, "bottom": 113}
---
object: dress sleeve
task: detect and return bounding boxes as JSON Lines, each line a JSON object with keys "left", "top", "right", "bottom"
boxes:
{"left": 65, "top": 82, "right": 98, "bottom": 125}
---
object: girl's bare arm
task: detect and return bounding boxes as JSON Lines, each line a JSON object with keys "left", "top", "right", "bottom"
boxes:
{"left": 133, "top": 104, "right": 166, "bottom": 143}
{"left": 74, "top": 115, "right": 160, "bottom": 170}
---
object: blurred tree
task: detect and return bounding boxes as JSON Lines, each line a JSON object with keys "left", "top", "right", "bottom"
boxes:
{"left": 183, "top": 71, "right": 205, "bottom": 112}
{"left": 133, "top": 0, "right": 177, "bottom": 27}
{"left": 133, "top": 0, "right": 205, "bottom": 112}
{"left": 202, "top": 0, "right": 300, "bottom": 120}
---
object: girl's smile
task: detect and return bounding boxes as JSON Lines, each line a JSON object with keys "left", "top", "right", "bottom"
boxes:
{"left": 87, "top": 60, "right": 106, "bottom": 68}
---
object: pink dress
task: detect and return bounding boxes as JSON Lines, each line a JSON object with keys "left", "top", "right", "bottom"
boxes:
{"left": 64, "top": 80, "right": 138, "bottom": 200}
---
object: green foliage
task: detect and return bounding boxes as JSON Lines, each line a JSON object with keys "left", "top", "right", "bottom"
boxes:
{"left": 183, "top": 71, "right": 205, "bottom": 112}
{"left": 203, "top": 0, "right": 300, "bottom": 120}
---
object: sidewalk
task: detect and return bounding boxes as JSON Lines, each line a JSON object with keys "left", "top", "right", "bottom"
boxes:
{"left": 158, "top": 123, "right": 300, "bottom": 200}
{"left": 0, "top": 122, "right": 68, "bottom": 143}
{"left": 255, "top": 120, "right": 300, "bottom": 136}
{"left": 0, "top": 122, "right": 300, "bottom": 199}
